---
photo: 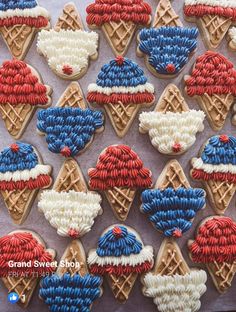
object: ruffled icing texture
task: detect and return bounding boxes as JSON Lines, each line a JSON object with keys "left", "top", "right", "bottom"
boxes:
{"left": 138, "top": 27, "right": 198, "bottom": 75}
{"left": 143, "top": 270, "right": 207, "bottom": 312}
{"left": 0, "top": 59, "right": 49, "bottom": 106}
{"left": 37, "top": 29, "right": 98, "bottom": 78}
{"left": 87, "top": 56, "right": 155, "bottom": 105}
{"left": 40, "top": 273, "right": 102, "bottom": 312}
{"left": 190, "top": 216, "right": 236, "bottom": 263}
{"left": 0, "top": 0, "right": 38, "bottom": 10}
{"left": 38, "top": 190, "right": 102, "bottom": 238}
{"left": 229, "top": 27, "right": 236, "bottom": 44}
{"left": 139, "top": 110, "right": 205, "bottom": 154}
{"left": 86, "top": 0, "right": 151, "bottom": 26}
{"left": 0, "top": 231, "right": 54, "bottom": 277}
{"left": 37, "top": 107, "right": 104, "bottom": 157}
{"left": 186, "top": 51, "right": 236, "bottom": 96}
{"left": 89, "top": 144, "right": 152, "bottom": 190}
{"left": 141, "top": 188, "right": 206, "bottom": 237}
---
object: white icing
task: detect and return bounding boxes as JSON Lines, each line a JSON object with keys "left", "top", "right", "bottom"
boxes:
{"left": 0, "top": 7, "right": 50, "bottom": 20}
{"left": 37, "top": 29, "right": 98, "bottom": 77}
{"left": 88, "top": 246, "right": 153, "bottom": 267}
{"left": 38, "top": 190, "right": 102, "bottom": 237}
{"left": 192, "top": 158, "right": 236, "bottom": 174}
{"left": 143, "top": 270, "right": 207, "bottom": 312}
{"left": 0, "top": 164, "right": 51, "bottom": 182}
{"left": 139, "top": 110, "right": 205, "bottom": 155}
{"left": 184, "top": 0, "right": 236, "bottom": 8}
{"left": 229, "top": 27, "right": 236, "bottom": 44}
{"left": 87, "top": 82, "right": 155, "bottom": 95}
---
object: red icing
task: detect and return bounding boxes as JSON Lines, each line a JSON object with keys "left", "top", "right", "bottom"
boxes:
{"left": 0, "top": 16, "right": 49, "bottom": 28}
{"left": 219, "top": 134, "right": 229, "bottom": 143}
{"left": 116, "top": 55, "right": 125, "bottom": 66}
{"left": 0, "top": 59, "right": 49, "bottom": 106}
{"left": 0, "top": 232, "right": 54, "bottom": 277}
{"left": 186, "top": 51, "right": 236, "bottom": 96}
{"left": 166, "top": 64, "right": 176, "bottom": 73}
{"left": 60, "top": 146, "right": 71, "bottom": 157}
{"left": 184, "top": 5, "right": 236, "bottom": 20}
{"left": 86, "top": 0, "right": 151, "bottom": 26}
{"left": 173, "top": 229, "right": 182, "bottom": 238}
{"left": 172, "top": 143, "right": 181, "bottom": 153}
{"left": 0, "top": 174, "right": 52, "bottom": 191}
{"left": 62, "top": 65, "right": 73, "bottom": 76}
{"left": 90, "top": 261, "right": 152, "bottom": 275}
{"left": 112, "top": 226, "right": 122, "bottom": 238}
{"left": 68, "top": 229, "right": 80, "bottom": 238}
{"left": 87, "top": 91, "right": 154, "bottom": 105}
{"left": 10, "top": 143, "right": 19, "bottom": 153}
{"left": 192, "top": 169, "right": 236, "bottom": 184}
{"left": 89, "top": 145, "right": 152, "bottom": 190}
{"left": 189, "top": 217, "right": 236, "bottom": 263}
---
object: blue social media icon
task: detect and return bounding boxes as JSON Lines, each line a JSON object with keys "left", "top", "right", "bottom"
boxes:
{"left": 8, "top": 292, "right": 19, "bottom": 304}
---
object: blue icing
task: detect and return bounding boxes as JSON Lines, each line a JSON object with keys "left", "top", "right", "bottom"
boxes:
{"left": 0, "top": 0, "right": 37, "bottom": 11}
{"left": 96, "top": 226, "right": 142, "bottom": 257}
{"left": 138, "top": 26, "right": 198, "bottom": 75}
{"left": 141, "top": 187, "right": 205, "bottom": 237}
{"left": 96, "top": 58, "right": 148, "bottom": 88}
{"left": 37, "top": 107, "right": 104, "bottom": 157}
{"left": 40, "top": 273, "right": 101, "bottom": 312}
{"left": 0, "top": 142, "right": 38, "bottom": 173}
{"left": 201, "top": 135, "right": 236, "bottom": 165}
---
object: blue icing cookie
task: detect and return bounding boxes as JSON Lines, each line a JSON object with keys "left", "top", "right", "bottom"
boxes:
{"left": 0, "top": 0, "right": 37, "bottom": 11}
{"left": 40, "top": 273, "right": 101, "bottom": 312}
{"left": 37, "top": 107, "right": 104, "bottom": 157}
{"left": 96, "top": 57, "right": 148, "bottom": 88}
{"left": 138, "top": 26, "right": 198, "bottom": 76}
{"left": 200, "top": 135, "right": 236, "bottom": 165}
{"left": 96, "top": 225, "right": 142, "bottom": 257}
{"left": 141, "top": 187, "right": 205, "bottom": 237}
{"left": 0, "top": 142, "right": 38, "bottom": 173}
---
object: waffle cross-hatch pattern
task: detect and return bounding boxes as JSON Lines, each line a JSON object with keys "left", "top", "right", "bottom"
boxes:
{"left": 55, "top": 5, "right": 82, "bottom": 31}
{"left": 108, "top": 102, "right": 137, "bottom": 131}
{"left": 2, "top": 188, "right": 31, "bottom": 217}
{"left": 212, "top": 261, "right": 236, "bottom": 291}
{"left": 161, "top": 164, "right": 189, "bottom": 189}
{"left": 202, "top": 94, "right": 232, "bottom": 123}
{"left": 160, "top": 89, "right": 186, "bottom": 113}
{"left": 153, "top": 0, "right": 180, "bottom": 28}
{"left": 109, "top": 272, "right": 137, "bottom": 301}
{"left": 5, "top": 275, "right": 35, "bottom": 304}
{"left": 159, "top": 248, "right": 186, "bottom": 276}
{"left": 209, "top": 180, "right": 235, "bottom": 211}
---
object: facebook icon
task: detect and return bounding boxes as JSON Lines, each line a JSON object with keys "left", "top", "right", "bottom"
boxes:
{"left": 8, "top": 292, "right": 19, "bottom": 304}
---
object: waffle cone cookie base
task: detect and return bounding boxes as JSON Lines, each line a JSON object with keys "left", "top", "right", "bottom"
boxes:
{"left": 189, "top": 216, "right": 236, "bottom": 293}
{"left": 0, "top": 229, "right": 55, "bottom": 308}
{"left": 139, "top": 84, "right": 205, "bottom": 155}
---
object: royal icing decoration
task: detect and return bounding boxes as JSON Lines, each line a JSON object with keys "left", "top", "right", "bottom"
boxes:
{"left": 229, "top": 27, "right": 236, "bottom": 46}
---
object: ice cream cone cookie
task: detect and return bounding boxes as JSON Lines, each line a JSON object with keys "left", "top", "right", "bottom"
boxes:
{"left": 189, "top": 216, "right": 236, "bottom": 293}
{"left": 0, "top": 229, "right": 55, "bottom": 307}
{"left": 185, "top": 51, "right": 236, "bottom": 131}
{"left": 37, "top": 2, "right": 98, "bottom": 80}
{"left": 228, "top": 27, "right": 236, "bottom": 51}
{"left": 139, "top": 84, "right": 205, "bottom": 155}
{"left": 142, "top": 238, "right": 207, "bottom": 312}
{"left": 0, "top": 59, "right": 52, "bottom": 139}
{"left": 38, "top": 158, "right": 102, "bottom": 238}
{"left": 88, "top": 145, "right": 152, "bottom": 221}
{"left": 37, "top": 82, "right": 104, "bottom": 157}
{"left": 0, "top": 142, "right": 52, "bottom": 224}
{"left": 40, "top": 240, "right": 102, "bottom": 312}
{"left": 88, "top": 225, "right": 153, "bottom": 303}
{"left": 137, "top": 0, "right": 198, "bottom": 78}
{"left": 86, "top": 0, "right": 152, "bottom": 56}
{"left": 0, "top": 0, "right": 50, "bottom": 60}
{"left": 141, "top": 160, "right": 206, "bottom": 238}
{"left": 191, "top": 134, "right": 236, "bottom": 214}
{"left": 184, "top": 0, "right": 236, "bottom": 49}
{"left": 87, "top": 56, "right": 155, "bottom": 138}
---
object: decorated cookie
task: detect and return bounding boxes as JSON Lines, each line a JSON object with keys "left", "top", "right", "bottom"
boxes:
{"left": 0, "top": 229, "right": 55, "bottom": 307}
{"left": 228, "top": 27, "right": 236, "bottom": 51}
{"left": 142, "top": 238, "right": 207, "bottom": 312}
{"left": 189, "top": 216, "right": 236, "bottom": 293}
{"left": 0, "top": 0, "right": 50, "bottom": 59}
{"left": 184, "top": 0, "right": 236, "bottom": 49}
{"left": 37, "top": 2, "right": 98, "bottom": 80}
{"left": 86, "top": 0, "right": 151, "bottom": 56}
{"left": 191, "top": 134, "right": 236, "bottom": 215}
{"left": 137, "top": 0, "right": 198, "bottom": 78}
{"left": 185, "top": 51, "right": 236, "bottom": 130}
{"left": 40, "top": 240, "right": 102, "bottom": 312}
{"left": 39, "top": 158, "right": 102, "bottom": 238}
{"left": 87, "top": 56, "right": 155, "bottom": 137}
{"left": 37, "top": 82, "right": 104, "bottom": 157}
{"left": 88, "top": 225, "right": 153, "bottom": 303}
{"left": 0, "top": 59, "right": 52, "bottom": 139}
{"left": 139, "top": 84, "right": 205, "bottom": 155}
{"left": 0, "top": 142, "right": 52, "bottom": 224}
{"left": 141, "top": 160, "right": 206, "bottom": 238}
{"left": 88, "top": 145, "right": 152, "bottom": 221}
